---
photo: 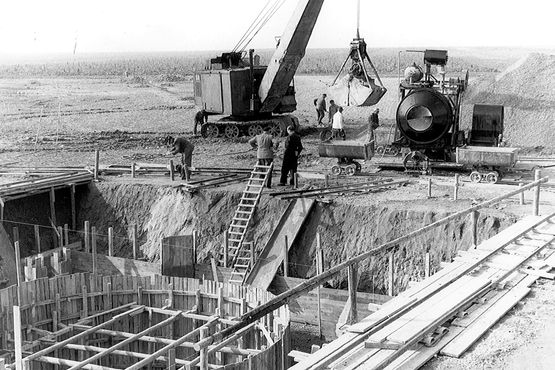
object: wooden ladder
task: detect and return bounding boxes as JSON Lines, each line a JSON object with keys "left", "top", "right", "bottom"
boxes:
{"left": 228, "top": 163, "right": 273, "bottom": 284}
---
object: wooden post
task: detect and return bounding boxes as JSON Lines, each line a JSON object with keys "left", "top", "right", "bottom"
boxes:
{"left": 533, "top": 169, "right": 541, "bottom": 216}
{"left": 91, "top": 226, "right": 97, "bottom": 275}
{"left": 199, "top": 327, "right": 209, "bottom": 370}
{"left": 169, "top": 160, "right": 175, "bottom": 182}
{"left": 64, "top": 224, "right": 69, "bottom": 246}
{"left": 34, "top": 225, "right": 41, "bottom": 253}
{"left": 70, "top": 184, "right": 76, "bottom": 230}
{"left": 131, "top": 162, "right": 136, "bottom": 178}
{"left": 167, "top": 348, "right": 176, "bottom": 370}
{"left": 519, "top": 183, "right": 525, "bottom": 205}
{"left": 84, "top": 221, "right": 90, "bottom": 253}
{"left": 108, "top": 227, "right": 114, "bottom": 257}
{"left": 14, "top": 241, "right": 22, "bottom": 285}
{"left": 223, "top": 231, "right": 229, "bottom": 268}
{"left": 324, "top": 173, "right": 329, "bottom": 188}
{"left": 453, "top": 174, "right": 459, "bottom": 201}
{"left": 316, "top": 233, "right": 324, "bottom": 339}
{"left": 94, "top": 149, "right": 100, "bottom": 181}
{"left": 13, "top": 306, "right": 23, "bottom": 370}
{"left": 425, "top": 252, "right": 430, "bottom": 278}
{"left": 12, "top": 226, "right": 19, "bottom": 245}
{"left": 250, "top": 242, "right": 255, "bottom": 267}
{"left": 50, "top": 187, "right": 57, "bottom": 246}
{"left": 0, "top": 197, "right": 4, "bottom": 226}
{"left": 293, "top": 173, "right": 298, "bottom": 189}
{"left": 427, "top": 178, "right": 432, "bottom": 198}
{"left": 388, "top": 252, "right": 394, "bottom": 296}
{"left": 192, "top": 230, "right": 198, "bottom": 265}
{"left": 0, "top": 358, "right": 6, "bottom": 370}
{"left": 131, "top": 224, "right": 138, "bottom": 259}
{"left": 348, "top": 262, "right": 358, "bottom": 324}
{"left": 57, "top": 226, "right": 63, "bottom": 248}
{"left": 283, "top": 235, "right": 289, "bottom": 277}
{"left": 471, "top": 210, "right": 478, "bottom": 248}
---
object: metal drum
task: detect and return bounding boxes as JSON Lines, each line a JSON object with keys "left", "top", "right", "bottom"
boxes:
{"left": 396, "top": 88, "right": 453, "bottom": 145}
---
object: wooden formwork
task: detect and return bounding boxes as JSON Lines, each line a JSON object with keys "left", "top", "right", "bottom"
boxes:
{"left": 0, "top": 273, "right": 290, "bottom": 369}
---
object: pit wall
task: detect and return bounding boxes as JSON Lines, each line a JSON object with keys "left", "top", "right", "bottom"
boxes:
{"left": 78, "top": 182, "right": 516, "bottom": 294}
{"left": 0, "top": 273, "right": 290, "bottom": 369}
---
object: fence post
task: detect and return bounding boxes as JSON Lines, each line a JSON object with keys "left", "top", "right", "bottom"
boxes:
{"left": 108, "top": 227, "right": 114, "bottom": 257}
{"left": 425, "top": 252, "right": 430, "bottom": 278}
{"left": 348, "top": 262, "right": 358, "bottom": 324}
{"left": 427, "top": 178, "right": 432, "bottom": 198}
{"left": 13, "top": 306, "right": 23, "bottom": 370}
{"left": 131, "top": 224, "right": 138, "bottom": 259}
{"left": 131, "top": 162, "right": 136, "bottom": 178}
{"left": 200, "top": 327, "right": 209, "bottom": 370}
{"left": 94, "top": 149, "right": 100, "bottom": 181}
{"left": 533, "top": 169, "right": 541, "bottom": 216}
{"left": 453, "top": 174, "right": 460, "bottom": 201}
{"left": 316, "top": 232, "right": 323, "bottom": 339}
{"left": 91, "top": 226, "right": 97, "bottom": 275}
{"left": 519, "top": 183, "right": 525, "bottom": 205}
{"left": 85, "top": 221, "right": 91, "bottom": 253}
{"left": 34, "top": 225, "right": 41, "bottom": 253}
{"left": 223, "top": 230, "right": 229, "bottom": 268}
{"left": 169, "top": 160, "right": 175, "bottom": 181}
{"left": 471, "top": 210, "right": 479, "bottom": 248}
{"left": 388, "top": 252, "right": 394, "bottom": 296}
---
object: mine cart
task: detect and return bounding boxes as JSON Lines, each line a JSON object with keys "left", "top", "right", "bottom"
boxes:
{"left": 456, "top": 146, "right": 519, "bottom": 183}
{"left": 318, "top": 141, "right": 374, "bottom": 175}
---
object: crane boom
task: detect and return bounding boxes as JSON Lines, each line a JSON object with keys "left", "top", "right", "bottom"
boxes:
{"left": 258, "top": 0, "right": 324, "bottom": 113}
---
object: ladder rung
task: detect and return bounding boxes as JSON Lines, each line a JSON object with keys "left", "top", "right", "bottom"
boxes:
{"left": 228, "top": 231, "right": 243, "bottom": 235}
{"left": 233, "top": 217, "right": 250, "bottom": 222}
{"left": 236, "top": 256, "right": 251, "bottom": 260}
{"left": 251, "top": 171, "right": 269, "bottom": 175}
{"left": 229, "top": 279, "right": 243, "bottom": 283}
{"left": 254, "top": 165, "right": 272, "bottom": 169}
{"left": 228, "top": 239, "right": 242, "bottom": 243}
{"left": 235, "top": 264, "right": 249, "bottom": 268}
{"left": 232, "top": 271, "right": 246, "bottom": 276}
{"left": 248, "top": 178, "right": 265, "bottom": 182}
{"left": 230, "top": 225, "right": 247, "bottom": 230}
{"left": 244, "top": 190, "right": 260, "bottom": 194}
{"left": 236, "top": 210, "right": 252, "bottom": 214}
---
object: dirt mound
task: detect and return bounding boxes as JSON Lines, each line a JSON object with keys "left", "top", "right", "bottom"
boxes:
{"left": 463, "top": 53, "right": 555, "bottom": 148}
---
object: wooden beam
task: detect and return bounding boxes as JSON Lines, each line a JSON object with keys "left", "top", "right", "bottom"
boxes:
{"left": 316, "top": 233, "right": 323, "bottom": 339}
{"left": 34, "top": 225, "right": 41, "bottom": 253}
{"left": 91, "top": 226, "right": 97, "bottom": 275}
{"left": 453, "top": 174, "right": 460, "bottom": 201}
{"left": 33, "top": 356, "right": 118, "bottom": 370}
{"left": 169, "top": 160, "right": 175, "bottom": 181}
{"left": 200, "top": 327, "right": 209, "bottom": 370}
{"left": 94, "top": 150, "right": 99, "bottom": 181}
{"left": 127, "top": 317, "right": 219, "bottom": 370}
{"left": 49, "top": 187, "right": 57, "bottom": 227}
{"left": 131, "top": 224, "right": 138, "bottom": 259}
{"left": 67, "top": 312, "right": 179, "bottom": 370}
{"left": 283, "top": 235, "right": 289, "bottom": 277}
{"left": 14, "top": 306, "right": 23, "bottom": 370}
{"left": 533, "top": 169, "right": 541, "bottom": 216}
{"left": 388, "top": 252, "right": 394, "bottom": 296}
{"left": 24, "top": 306, "right": 144, "bottom": 362}
{"left": 84, "top": 221, "right": 90, "bottom": 253}
{"left": 63, "top": 343, "right": 188, "bottom": 365}
{"left": 108, "top": 227, "right": 114, "bottom": 257}
{"left": 194, "top": 179, "right": 550, "bottom": 350}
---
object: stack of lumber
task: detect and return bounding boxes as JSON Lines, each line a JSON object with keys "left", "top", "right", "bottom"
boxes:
{"left": 292, "top": 212, "right": 555, "bottom": 370}
{"left": 176, "top": 173, "right": 250, "bottom": 192}
{"left": 0, "top": 166, "right": 90, "bottom": 176}
{"left": 23, "top": 242, "right": 81, "bottom": 281}
{"left": 0, "top": 172, "right": 93, "bottom": 202}
{"left": 270, "top": 179, "right": 406, "bottom": 200}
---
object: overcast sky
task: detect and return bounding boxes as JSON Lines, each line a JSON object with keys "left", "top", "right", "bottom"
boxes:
{"left": 1, "top": 0, "right": 554, "bottom": 55}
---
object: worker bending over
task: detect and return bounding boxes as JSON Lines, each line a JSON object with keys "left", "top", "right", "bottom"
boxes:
{"left": 170, "top": 136, "right": 195, "bottom": 181}
{"left": 194, "top": 109, "right": 208, "bottom": 136}
{"left": 248, "top": 126, "right": 278, "bottom": 189}
{"left": 315, "top": 93, "right": 327, "bottom": 126}
{"left": 279, "top": 126, "right": 303, "bottom": 186}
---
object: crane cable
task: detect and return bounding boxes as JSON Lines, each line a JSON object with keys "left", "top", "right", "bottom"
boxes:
{"left": 238, "top": 0, "right": 287, "bottom": 52}
{"left": 232, "top": 0, "right": 273, "bottom": 52}
{"left": 232, "top": 0, "right": 287, "bottom": 53}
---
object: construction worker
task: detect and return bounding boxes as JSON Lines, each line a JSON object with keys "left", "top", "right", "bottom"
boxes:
{"left": 169, "top": 136, "right": 195, "bottom": 181}
{"left": 194, "top": 109, "right": 208, "bottom": 136}
{"left": 332, "top": 106, "right": 346, "bottom": 140}
{"left": 279, "top": 126, "right": 303, "bottom": 186}
{"left": 328, "top": 100, "right": 339, "bottom": 124}
{"left": 315, "top": 93, "right": 327, "bottom": 126}
{"left": 248, "top": 126, "right": 278, "bottom": 188}
{"left": 367, "top": 108, "right": 380, "bottom": 144}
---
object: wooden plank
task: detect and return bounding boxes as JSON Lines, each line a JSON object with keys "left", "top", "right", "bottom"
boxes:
{"left": 71, "top": 250, "right": 159, "bottom": 276}
{"left": 160, "top": 235, "right": 195, "bottom": 278}
{"left": 245, "top": 198, "right": 315, "bottom": 290}
{"left": 13, "top": 306, "right": 22, "bottom": 370}
{"left": 440, "top": 287, "right": 531, "bottom": 358}
{"left": 0, "top": 225, "right": 18, "bottom": 287}
{"left": 70, "top": 183, "right": 77, "bottom": 229}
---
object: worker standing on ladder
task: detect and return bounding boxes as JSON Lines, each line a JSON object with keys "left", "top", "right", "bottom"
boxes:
{"left": 169, "top": 136, "right": 195, "bottom": 181}
{"left": 248, "top": 126, "right": 277, "bottom": 189}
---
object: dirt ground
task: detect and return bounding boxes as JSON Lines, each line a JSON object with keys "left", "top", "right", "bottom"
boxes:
{"left": 1, "top": 72, "right": 555, "bottom": 368}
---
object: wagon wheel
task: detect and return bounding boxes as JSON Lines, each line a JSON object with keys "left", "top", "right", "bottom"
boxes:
{"left": 388, "top": 145, "right": 401, "bottom": 157}
{"left": 320, "top": 128, "right": 333, "bottom": 142}
{"left": 331, "top": 165, "right": 342, "bottom": 176}
{"left": 247, "top": 124, "right": 263, "bottom": 137}
{"left": 375, "top": 146, "right": 385, "bottom": 155}
{"left": 268, "top": 123, "right": 284, "bottom": 137}
{"left": 469, "top": 171, "right": 482, "bottom": 183}
{"left": 345, "top": 165, "right": 356, "bottom": 176}
{"left": 354, "top": 161, "right": 362, "bottom": 173}
{"left": 224, "top": 124, "right": 240, "bottom": 139}
{"left": 485, "top": 171, "right": 499, "bottom": 184}
{"left": 202, "top": 123, "right": 219, "bottom": 138}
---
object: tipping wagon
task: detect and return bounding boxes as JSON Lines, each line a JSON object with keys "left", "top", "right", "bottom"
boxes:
{"left": 318, "top": 141, "right": 374, "bottom": 175}
{"left": 456, "top": 146, "right": 519, "bottom": 183}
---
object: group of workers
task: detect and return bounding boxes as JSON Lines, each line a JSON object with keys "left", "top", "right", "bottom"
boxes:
{"left": 169, "top": 100, "right": 379, "bottom": 184}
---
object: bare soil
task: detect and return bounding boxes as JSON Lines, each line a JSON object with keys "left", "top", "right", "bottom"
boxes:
{"left": 1, "top": 70, "right": 555, "bottom": 368}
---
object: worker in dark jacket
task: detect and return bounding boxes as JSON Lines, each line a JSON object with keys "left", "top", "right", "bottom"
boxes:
{"left": 248, "top": 126, "right": 278, "bottom": 188}
{"left": 328, "top": 100, "right": 339, "bottom": 124}
{"left": 315, "top": 93, "right": 327, "bottom": 125}
{"left": 279, "top": 126, "right": 303, "bottom": 186}
{"left": 194, "top": 109, "right": 208, "bottom": 135}
{"left": 367, "top": 108, "right": 380, "bottom": 144}
{"left": 170, "top": 136, "right": 195, "bottom": 181}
